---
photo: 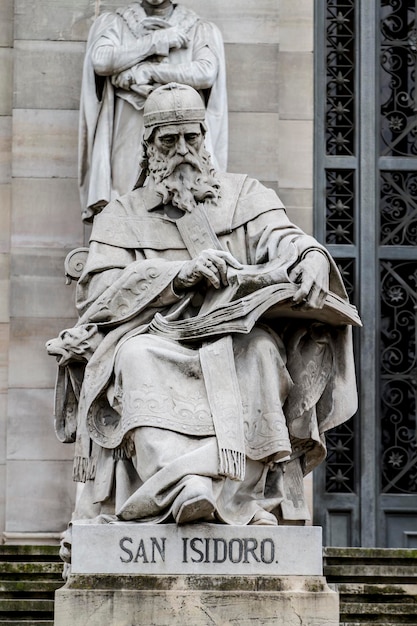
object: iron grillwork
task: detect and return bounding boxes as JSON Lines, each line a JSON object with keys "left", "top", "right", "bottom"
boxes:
{"left": 326, "top": 0, "right": 356, "bottom": 155}
{"left": 380, "top": 260, "right": 417, "bottom": 493}
{"left": 380, "top": 0, "right": 417, "bottom": 156}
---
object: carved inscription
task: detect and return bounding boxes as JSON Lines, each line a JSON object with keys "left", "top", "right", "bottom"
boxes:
{"left": 182, "top": 537, "right": 276, "bottom": 564}
{"left": 71, "top": 523, "right": 323, "bottom": 575}
{"left": 120, "top": 536, "right": 166, "bottom": 563}
{"left": 119, "top": 535, "right": 277, "bottom": 566}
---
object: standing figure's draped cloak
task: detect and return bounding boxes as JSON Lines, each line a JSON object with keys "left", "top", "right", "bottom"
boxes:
{"left": 79, "top": 3, "right": 228, "bottom": 221}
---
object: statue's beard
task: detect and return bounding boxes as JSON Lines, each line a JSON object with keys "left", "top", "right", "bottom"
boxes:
{"left": 146, "top": 143, "right": 220, "bottom": 212}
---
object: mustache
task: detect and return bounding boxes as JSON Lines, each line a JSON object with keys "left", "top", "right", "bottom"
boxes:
{"left": 161, "top": 151, "right": 203, "bottom": 179}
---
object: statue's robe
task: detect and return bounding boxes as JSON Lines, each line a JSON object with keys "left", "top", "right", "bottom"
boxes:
{"left": 55, "top": 173, "right": 357, "bottom": 524}
{"left": 79, "top": 3, "right": 228, "bottom": 221}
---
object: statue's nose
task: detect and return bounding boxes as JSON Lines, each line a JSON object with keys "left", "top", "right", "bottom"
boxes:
{"left": 176, "top": 136, "right": 188, "bottom": 156}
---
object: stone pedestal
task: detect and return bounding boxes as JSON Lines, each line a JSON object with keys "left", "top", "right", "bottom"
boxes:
{"left": 54, "top": 524, "right": 339, "bottom": 626}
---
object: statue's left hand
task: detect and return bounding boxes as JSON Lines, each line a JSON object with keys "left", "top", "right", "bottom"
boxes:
{"left": 290, "top": 250, "right": 330, "bottom": 309}
{"left": 112, "top": 63, "right": 154, "bottom": 90}
{"left": 112, "top": 68, "right": 136, "bottom": 90}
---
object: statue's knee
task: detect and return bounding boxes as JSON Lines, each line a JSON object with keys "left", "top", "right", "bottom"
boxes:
{"left": 244, "top": 326, "right": 284, "bottom": 355}
{"left": 116, "top": 334, "right": 157, "bottom": 366}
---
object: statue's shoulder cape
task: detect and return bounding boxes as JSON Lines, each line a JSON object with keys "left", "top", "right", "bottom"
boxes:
{"left": 90, "top": 173, "right": 285, "bottom": 249}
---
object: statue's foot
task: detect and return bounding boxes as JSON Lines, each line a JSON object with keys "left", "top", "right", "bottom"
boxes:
{"left": 174, "top": 494, "right": 216, "bottom": 524}
{"left": 249, "top": 509, "right": 278, "bottom": 526}
{"left": 172, "top": 475, "right": 216, "bottom": 524}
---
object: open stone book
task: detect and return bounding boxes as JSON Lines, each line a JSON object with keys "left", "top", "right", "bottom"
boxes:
{"left": 149, "top": 263, "right": 362, "bottom": 342}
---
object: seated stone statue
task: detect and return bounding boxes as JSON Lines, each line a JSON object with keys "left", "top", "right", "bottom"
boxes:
{"left": 47, "top": 83, "right": 358, "bottom": 533}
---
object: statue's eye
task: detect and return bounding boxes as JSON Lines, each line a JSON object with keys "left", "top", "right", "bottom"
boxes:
{"left": 161, "top": 135, "right": 177, "bottom": 147}
{"left": 185, "top": 134, "right": 199, "bottom": 144}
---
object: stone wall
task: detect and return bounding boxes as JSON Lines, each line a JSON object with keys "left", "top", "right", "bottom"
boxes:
{"left": 0, "top": 0, "right": 314, "bottom": 539}
{"left": 0, "top": 0, "right": 13, "bottom": 543}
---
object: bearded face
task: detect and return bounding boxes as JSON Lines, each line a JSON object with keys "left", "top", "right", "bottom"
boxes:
{"left": 145, "top": 123, "right": 220, "bottom": 212}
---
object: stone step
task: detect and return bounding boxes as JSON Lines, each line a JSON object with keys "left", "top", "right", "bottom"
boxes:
{"left": 0, "top": 562, "right": 62, "bottom": 576}
{"left": 0, "top": 580, "right": 62, "bottom": 594}
{"left": 1, "top": 545, "right": 416, "bottom": 625}
{"left": 0, "top": 598, "right": 54, "bottom": 612}
{"left": 340, "top": 617, "right": 417, "bottom": 626}
{"left": 324, "top": 548, "right": 417, "bottom": 586}
{"left": 337, "top": 583, "right": 417, "bottom": 596}
{"left": 0, "top": 622, "right": 54, "bottom": 626}
{"left": 326, "top": 564, "right": 417, "bottom": 583}
{"left": 0, "top": 549, "right": 61, "bottom": 624}
{"left": 337, "top": 581, "right": 417, "bottom": 613}
{"left": 341, "top": 600, "right": 417, "bottom": 614}
{"left": 325, "top": 547, "right": 417, "bottom": 559}
{"left": 324, "top": 548, "right": 417, "bottom": 570}
{"left": 325, "top": 548, "right": 417, "bottom": 624}
{"left": 0, "top": 546, "right": 60, "bottom": 560}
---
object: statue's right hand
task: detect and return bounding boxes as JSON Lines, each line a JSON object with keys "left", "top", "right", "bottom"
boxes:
{"left": 174, "top": 249, "right": 243, "bottom": 290}
{"left": 166, "top": 25, "right": 189, "bottom": 50}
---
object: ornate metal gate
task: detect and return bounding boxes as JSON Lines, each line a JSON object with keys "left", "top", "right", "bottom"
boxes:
{"left": 314, "top": 0, "right": 417, "bottom": 547}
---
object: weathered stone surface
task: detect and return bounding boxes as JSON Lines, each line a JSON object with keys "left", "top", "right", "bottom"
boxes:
{"left": 55, "top": 573, "right": 339, "bottom": 626}
{"left": 10, "top": 274, "right": 75, "bottom": 321}
{"left": 14, "top": 41, "right": 85, "bottom": 110}
{"left": 0, "top": 0, "right": 13, "bottom": 47}
{"left": 226, "top": 44, "right": 279, "bottom": 112}
{"left": 7, "top": 388, "right": 74, "bottom": 461}
{"left": 279, "top": 189, "right": 314, "bottom": 236}
{"left": 279, "top": 0, "right": 314, "bottom": 52}
{"left": 10, "top": 249, "right": 77, "bottom": 319}
{"left": 279, "top": 188, "right": 313, "bottom": 211}
{"left": 278, "top": 52, "right": 314, "bottom": 120}
{"left": 14, "top": 0, "right": 95, "bottom": 41}
{"left": 9, "top": 318, "right": 77, "bottom": 389}
{"left": 5, "top": 459, "right": 75, "bottom": 533}
{"left": 277, "top": 120, "right": 313, "bottom": 189}
{"left": 0, "top": 184, "right": 11, "bottom": 253}
{"left": 285, "top": 208, "right": 313, "bottom": 238}
{"left": 228, "top": 112, "right": 279, "bottom": 181}
{"left": 11, "top": 178, "right": 83, "bottom": 249}
{"left": 0, "top": 254, "right": 9, "bottom": 323}
{"left": 12, "top": 109, "right": 78, "bottom": 179}
{"left": 0, "top": 324, "right": 8, "bottom": 393}
{"left": 0, "top": 49, "right": 12, "bottom": 116}
{"left": 181, "top": 0, "right": 280, "bottom": 44}
{"left": 72, "top": 524, "right": 323, "bottom": 576}
{"left": 0, "top": 393, "right": 6, "bottom": 463}
{"left": 0, "top": 464, "right": 5, "bottom": 536}
{"left": 0, "top": 116, "right": 11, "bottom": 184}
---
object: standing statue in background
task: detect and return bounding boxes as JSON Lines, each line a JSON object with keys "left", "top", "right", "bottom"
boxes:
{"left": 79, "top": 0, "right": 228, "bottom": 222}
{"left": 47, "top": 84, "right": 360, "bottom": 535}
